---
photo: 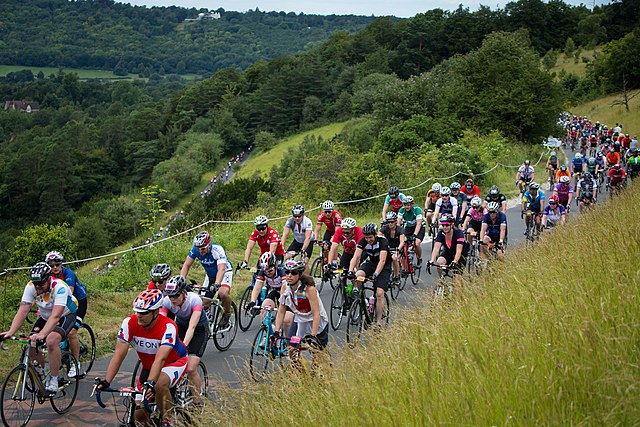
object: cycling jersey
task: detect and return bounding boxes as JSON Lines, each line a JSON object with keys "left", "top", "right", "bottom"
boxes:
{"left": 248, "top": 227, "right": 285, "bottom": 256}
{"left": 606, "top": 151, "right": 621, "bottom": 166}
{"left": 384, "top": 193, "right": 406, "bottom": 213}
{"left": 553, "top": 183, "right": 574, "bottom": 203}
{"left": 356, "top": 236, "right": 392, "bottom": 267}
{"left": 627, "top": 156, "right": 640, "bottom": 172}
{"left": 316, "top": 210, "right": 343, "bottom": 232}
{"left": 21, "top": 278, "right": 78, "bottom": 320}
{"left": 465, "top": 206, "right": 485, "bottom": 222}
{"left": 284, "top": 216, "right": 315, "bottom": 243}
{"left": 118, "top": 314, "right": 188, "bottom": 371}
{"left": 161, "top": 292, "right": 207, "bottom": 329}
{"left": 425, "top": 190, "right": 440, "bottom": 208}
{"left": 548, "top": 156, "right": 558, "bottom": 167}
{"left": 52, "top": 267, "right": 87, "bottom": 301}
{"left": 461, "top": 185, "right": 481, "bottom": 197}
{"left": 331, "top": 226, "right": 364, "bottom": 255}
{"left": 255, "top": 266, "right": 287, "bottom": 289}
{"left": 278, "top": 276, "right": 328, "bottom": 330}
{"left": 522, "top": 189, "right": 545, "bottom": 211}
{"left": 379, "top": 223, "right": 405, "bottom": 248}
{"left": 482, "top": 212, "right": 507, "bottom": 236}
{"left": 187, "top": 243, "right": 233, "bottom": 281}
{"left": 555, "top": 170, "right": 571, "bottom": 181}
{"left": 452, "top": 192, "right": 467, "bottom": 220}
{"left": 518, "top": 165, "right": 535, "bottom": 180}
{"left": 398, "top": 206, "right": 424, "bottom": 229}
{"left": 608, "top": 168, "right": 626, "bottom": 184}
{"left": 543, "top": 204, "right": 566, "bottom": 225}
{"left": 435, "top": 196, "right": 458, "bottom": 215}
{"left": 434, "top": 229, "right": 469, "bottom": 258}
{"left": 577, "top": 178, "right": 596, "bottom": 195}
{"left": 571, "top": 158, "right": 585, "bottom": 172}
{"left": 596, "top": 157, "right": 605, "bottom": 169}
{"left": 484, "top": 194, "right": 506, "bottom": 205}
{"left": 586, "top": 163, "right": 597, "bottom": 174}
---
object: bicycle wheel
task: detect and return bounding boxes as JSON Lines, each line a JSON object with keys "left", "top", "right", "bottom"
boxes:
{"left": 77, "top": 323, "right": 96, "bottom": 375}
{"left": 377, "top": 292, "right": 391, "bottom": 326}
{"left": 50, "top": 352, "right": 79, "bottom": 414}
{"left": 398, "top": 251, "right": 410, "bottom": 290}
{"left": 249, "top": 328, "right": 284, "bottom": 381}
{"left": 1, "top": 365, "right": 35, "bottom": 427}
{"left": 212, "top": 302, "right": 238, "bottom": 352}
{"left": 345, "top": 299, "right": 364, "bottom": 346}
{"left": 329, "top": 286, "right": 345, "bottom": 330}
{"left": 238, "top": 286, "right": 256, "bottom": 332}
{"left": 389, "top": 277, "right": 400, "bottom": 300}
{"left": 411, "top": 261, "right": 421, "bottom": 286}
{"left": 310, "top": 258, "right": 324, "bottom": 294}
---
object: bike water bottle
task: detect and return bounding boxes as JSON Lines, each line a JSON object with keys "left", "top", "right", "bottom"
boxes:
{"left": 345, "top": 282, "right": 353, "bottom": 298}
{"left": 32, "top": 361, "right": 45, "bottom": 380}
{"left": 368, "top": 296, "right": 375, "bottom": 314}
{"left": 60, "top": 339, "right": 68, "bottom": 350}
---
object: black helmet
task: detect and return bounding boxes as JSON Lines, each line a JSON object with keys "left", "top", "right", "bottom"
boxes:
{"left": 489, "top": 185, "right": 500, "bottom": 196}
{"left": 388, "top": 186, "right": 399, "bottom": 197}
{"left": 30, "top": 262, "right": 52, "bottom": 284}
{"left": 362, "top": 223, "right": 377, "bottom": 235}
{"left": 164, "top": 276, "right": 187, "bottom": 297}
{"left": 583, "top": 171, "right": 592, "bottom": 180}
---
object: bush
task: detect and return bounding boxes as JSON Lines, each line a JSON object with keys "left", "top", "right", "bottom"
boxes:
{"left": 8, "top": 223, "right": 73, "bottom": 268}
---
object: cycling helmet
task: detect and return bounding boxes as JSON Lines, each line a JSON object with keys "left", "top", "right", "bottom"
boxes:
{"left": 529, "top": 182, "right": 540, "bottom": 190}
{"left": 291, "top": 205, "right": 305, "bottom": 215}
{"left": 605, "top": 138, "right": 611, "bottom": 143}
{"left": 254, "top": 215, "right": 269, "bottom": 226}
{"left": 524, "top": 159, "right": 531, "bottom": 165}
{"left": 560, "top": 175, "right": 570, "bottom": 183}
{"left": 403, "top": 195, "right": 415, "bottom": 203}
{"left": 30, "top": 262, "right": 52, "bottom": 284}
{"left": 450, "top": 182, "right": 461, "bottom": 190}
{"left": 550, "top": 151, "right": 556, "bottom": 157}
{"left": 132, "top": 289, "right": 164, "bottom": 313}
{"left": 614, "top": 163, "right": 621, "bottom": 170}
{"left": 465, "top": 179, "right": 474, "bottom": 187}
{"left": 560, "top": 165, "right": 568, "bottom": 171}
{"left": 439, "top": 214, "right": 454, "bottom": 225}
{"left": 193, "top": 231, "right": 210, "bottom": 247}
{"left": 259, "top": 252, "right": 277, "bottom": 270}
{"left": 341, "top": 217, "right": 357, "bottom": 229}
{"left": 487, "top": 202, "right": 500, "bottom": 212}
{"left": 614, "top": 140, "right": 621, "bottom": 146}
{"left": 388, "top": 186, "right": 400, "bottom": 197}
{"left": 575, "top": 153, "right": 582, "bottom": 159}
{"left": 583, "top": 171, "right": 592, "bottom": 180}
{"left": 362, "top": 223, "right": 377, "bottom": 235}
{"left": 150, "top": 263, "right": 171, "bottom": 280}
{"left": 321, "top": 200, "right": 334, "bottom": 211}
{"left": 470, "top": 196, "right": 482, "bottom": 207}
{"left": 385, "top": 211, "right": 398, "bottom": 221}
{"left": 45, "top": 251, "right": 64, "bottom": 263}
{"left": 440, "top": 186, "right": 451, "bottom": 196}
{"left": 596, "top": 151, "right": 603, "bottom": 157}
{"left": 431, "top": 183, "right": 442, "bottom": 192}
{"left": 284, "top": 258, "right": 305, "bottom": 273}
{"left": 588, "top": 157, "right": 596, "bottom": 165}
{"left": 489, "top": 185, "right": 500, "bottom": 196}
{"left": 164, "top": 276, "right": 187, "bottom": 297}
{"left": 548, "top": 195, "right": 559, "bottom": 204}
{"left": 626, "top": 133, "right": 630, "bottom": 137}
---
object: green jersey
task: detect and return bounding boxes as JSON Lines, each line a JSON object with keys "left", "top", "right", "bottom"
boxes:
{"left": 627, "top": 156, "right": 640, "bottom": 172}
{"left": 398, "top": 206, "right": 424, "bottom": 229}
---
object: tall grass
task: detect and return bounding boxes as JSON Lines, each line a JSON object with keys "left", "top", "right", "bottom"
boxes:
{"left": 210, "top": 180, "right": 640, "bottom": 426}
{"left": 571, "top": 93, "right": 640, "bottom": 135}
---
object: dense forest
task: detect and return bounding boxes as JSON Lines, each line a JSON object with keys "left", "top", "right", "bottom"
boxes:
{"left": 1, "top": 0, "right": 640, "bottom": 267}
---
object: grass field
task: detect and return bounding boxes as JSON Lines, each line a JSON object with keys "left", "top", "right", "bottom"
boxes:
{"left": 571, "top": 92, "right": 640, "bottom": 135}
{"left": 0, "top": 65, "right": 201, "bottom": 81}
{"left": 550, "top": 48, "right": 599, "bottom": 78}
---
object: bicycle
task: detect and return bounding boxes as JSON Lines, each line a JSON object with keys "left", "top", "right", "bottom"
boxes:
{"left": 346, "top": 276, "right": 390, "bottom": 346}
{"left": 309, "top": 241, "right": 337, "bottom": 293}
{"left": 235, "top": 265, "right": 260, "bottom": 332}
{"left": 398, "top": 235, "right": 421, "bottom": 287}
{"left": 522, "top": 211, "right": 541, "bottom": 245}
{"left": 191, "top": 282, "right": 238, "bottom": 352}
{"left": 328, "top": 268, "right": 355, "bottom": 330}
{"left": 426, "top": 262, "right": 455, "bottom": 297}
{"left": 387, "top": 249, "right": 401, "bottom": 301}
{"left": 464, "top": 232, "right": 481, "bottom": 275}
{"left": 92, "top": 379, "right": 156, "bottom": 427}
{"left": 0, "top": 335, "right": 79, "bottom": 427}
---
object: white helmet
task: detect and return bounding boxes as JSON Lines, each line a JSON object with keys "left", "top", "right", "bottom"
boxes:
{"left": 560, "top": 175, "right": 570, "bottom": 183}
{"left": 341, "top": 217, "right": 357, "bottom": 229}
{"left": 321, "top": 200, "right": 334, "bottom": 211}
{"left": 575, "top": 153, "right": 582, "bottom": 159}
{"left": 431, "top": 183, "right": 442, "bottom": 192}
{"left": 440, "top": 186, "right": 451, "bottom": 196}
{"left": 254, "top": 215, "right": 269, "bottom": 226}
{"left": 487, "top": 202, "right": 500, "bottom": 212}
{"left": 470, "top": 196, "right": 482, "bottom": 207}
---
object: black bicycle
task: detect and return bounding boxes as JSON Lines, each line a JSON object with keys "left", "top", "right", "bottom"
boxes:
{"left": 346, "top": 276, "right": 390, "bottom": 346}
{"left": 328, "top": 268, "right": 355, "bottom": 330}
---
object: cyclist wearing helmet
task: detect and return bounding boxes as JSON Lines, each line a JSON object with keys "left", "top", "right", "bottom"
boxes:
{"left": 273, "top": 259, "right": 329, "bottom": 349}
{"left": 379, "top": 211, "right": 406, "bottom": 286}
{"left": 148, "top": 263, "right": 172, "bottom": 291}
{"left": 398, "top": 196, "right": 424, "bottom": 266}
{"left": 97, "top": 289, "right": 188, "bottom": 427}
{"left": 479, "top": 202, "right": 507, "bottom": 260}
{"left": 553, "top": 176, "right": 574, "bottom": 209}
{"left": 428, "top": 213, "right": 469, "bottom": 274}
{"left": 329, "top": 217, "right": 364, "bottom": 270}
{"left": 433, "top": 186, "right": 459, "bottom": 226}
{"left": 180, "top": 230, "right": 234, "bottom": 329}
{"left": 160, "top": 276, "right": 207, "bottom": 405}
{"left": 515, "top": 160, "right": 535, "bottom": 194}
{"left": 626, "top": 148, "right": 640, "bottom": 180}
{"left": 241, "top": 215, "right": 285, "bottom": 269}
{"left": 589, "top": 134, "right": 599, "bottom": 156}
{"left": 521, "top": 182, "right": 545, "bottom": 233}
{"left": 281, "top": 205, "right": 315, "bottom": 261}
{"left": 424, "top": 183, "right": 442, "bottom": 226}
{"left": 246, "top": 252, "right": 292, "bottom": 333}
{"left": 483, "top": 185, "right": 507, "bottom": 214}
{"left": 348, "top": 223, "right": 391, "bottom": 323}
{"left": 606, "top": 148, "right": 621, "bottom": 169}
{"left": 381, "top": 186, "right": 406, "bottom": 222}
{"left": 461, "top": 178, "right": 481, "bottom": 198}
{"left": 571, "top": 153, "right": 586, "bottom": 187}
{"left": 576, "top": 172, "right": 597, "bottom": 212}
{"left": 541, "top": 195, "right": 566, "bottom": 228}
{"left": 1, "top": 263, "right": 78, "bottom": 395}
{"left": 546, "top": 152, "right": 559, "bottom": 184}
{"left": 45, "top": 250, "right": 87, "bottom": 378}
{"left": 449, "top": 182, "right": 468, "bottom": 225}
{"left": 462, "top": 196, "right": 485, "bottom": 243}
{"left": 314, "top": 200, "right": 343, "bottom": 243}
{"left": 607, "top": 163, "right": 627, "bottom": 191}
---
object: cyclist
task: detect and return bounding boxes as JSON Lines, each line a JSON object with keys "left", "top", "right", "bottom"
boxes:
{"left": 571, "top": 153, "right": 586, "bottom": 187}
{"left": 424, "top": 183, "right": 442, "bottom": 228}
{"left": 555, "top": 164, "right": 571, "bottom": 184}
{"left": 607, "top": 163, "right": 627, "bottom": 192}
{"left": 281, "top": 205, "right": 315, "bottom": 261}
{"left": 241, "top": 215, "right": 285, "bottom": 269}
{"left": 546, "top": 151, "right": 559, "bottom": 184}
{"left": 147, "top": 263, "right": 171, "bottom": 291}
{"left": 576, "top": 171, "right": 597, "bottom": 212}
{"left": 541, "top": 195, "right": 566, "bottom": 229}
{"left": 96, "top": 289, "right": 188, "bottom": 427}
{"left": 589, "top": 134, "right": 598, "bottom": 157}
{"left": 328, "top": 217, "right": 364, "bottom": 270}
{"left": 626, "top": 148, "right": 640, "bottom": 180}
{"left": 314, "top": 200, "right": 343, "bottom": 244}
{"left": 381, "top": 186, "right": 406, "bottom": 222}
{"left": 348, "top": 223, "right": 391, "bottom": 323}
{"left": 379, "top": 211, "right": 406, "bottom": 285}
{"left": 161, "top": 276, "right": 207, "bottom": 406}
{"left": 585, "top": 156, "right": 598, "bottom": 178}
{"left": 462, "top": 196, "right": 485, "bottom": 244}
{"left": 0, "top": 263, "right": 78, "bottom": 395}
{"left": 428, "top": 213, "right": 468, "bottom": 275}
{"left": 483, "top": 185, "right": 507, "bottom": 214}
{"left": 606, "top": 148, "right": 621, "bottom": 169}
{"left": 515, "top": 159, "right": 535, "bottom": 194}
{"left": 432, "top": 186, "right": 458, "bottom": 226}
{"left": 553, "top": 176, "right": 574, "bottom": 210}
{"left": 245, "top": 252, "right": 293, "bottom": 334}
{"left": 273, "top": 259, "right": 329, "bottom": 349}
{"left": 461, "top": 178, "right": 481, "bottom": 198}
{"left": 521, "top": 182, "right": 545, "bottom": 234}
{"left": 479, "top": 202, "right": 507, "bottom": 261}
{"left": 449, "top": 182, "right": 468, "bottom": 226}
{"left": 397, "top": 196, "right": 424, "bottom": 267}
{"left": 45, "top": 251, "right": 87, "bottom": 378}
{"left": 180, "top": 230, "right": 234, "bottom": 328}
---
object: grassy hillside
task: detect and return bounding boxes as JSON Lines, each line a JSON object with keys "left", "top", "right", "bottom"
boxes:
{"left": 571, "top": 92, "right": 640, "bottom": 135}
{"left": 0, "top": 64, "right": 200, "bottom": 81}
{"left": 550, "top": 48, "right": 599, "bottom": 78}
{"left": 212, "top": 180, "right": 640, "bottom": 426}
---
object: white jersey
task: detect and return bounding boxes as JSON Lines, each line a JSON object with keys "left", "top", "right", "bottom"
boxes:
{"left": 518, "top": 165, "right": 535, "bottom": 179}
{"left": 279, "top": 280, "right": 328, "bottom": 332}
{"left": 21, "top": 278, "right": 77, "bottom": 320}
{"left": 284, "top": 216, "right": 315, "bottom": 243}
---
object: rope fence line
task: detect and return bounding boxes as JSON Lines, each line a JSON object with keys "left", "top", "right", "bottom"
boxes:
{"left": 2, "top": 150, "right": 546, "bottom": 273}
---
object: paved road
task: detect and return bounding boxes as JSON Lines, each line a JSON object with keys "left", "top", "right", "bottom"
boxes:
{"left": 23, "top": 148, "right": 600, "bottom": 426}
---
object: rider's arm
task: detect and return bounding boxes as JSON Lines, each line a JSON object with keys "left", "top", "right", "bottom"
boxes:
{"left": 243, "top": 239, "right": 256, "bottom": 264}
{"left": 273, "top": 288, "right": 287, "bottom": 331}
{"left": 313, "top": 223, "right": 322, "bottom": 241}
{"left": 280, "top": 225, "right": 291, "bottom": 249}
{"left": 35, "top": 305, "right": 65, "bottom": 338}
{"left": 214, "top": 263, "right": 226, "bottom": 286}
{"left": 180, "top": 256, "right": 195, "bottom": 278}
{"left": 499, "top": 224, "right": 507, "bottom": 242}
{"left": 328, "top": 241, "right": 339, "bottom": 264}
{"left": 375, "top": 250, "right": 388, "bottom": 276}
{"left": 306, "top": 285, "right": 321, "bottom": 336}
{"left": 301, "top": 228, "right": 312, "bottom": 254}
{"left": 398, "top": 233, "right": 406, "bottom": 251}
{"left": 147, "top": 345, "right": 172, "bottom": 384}
{"left": 251, "top": 279, "right": 264, "bottom": 303}
{"left": 479, "top": 223, "right": 487, "bottom": 241}
{"left": 2, "top": 302, "right": 31, "bottom": 336}
{"left": 381, "top": 203, "right": 389, "bottom": 223}
{"left": 182, "top": 309, "right": 202, "bottom": 347}
{"left": 348, "top": 247, "right": 363, "bottom": 272}
{"left": 430, "top": 240, "right": 441, "bottom": 263}
{"left": 104, "top": 339, "right": 129, "bottom": 384}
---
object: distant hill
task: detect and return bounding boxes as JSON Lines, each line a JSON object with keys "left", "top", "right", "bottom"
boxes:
{"left": 0, "top": 0, "right": 377, "bottom": 75}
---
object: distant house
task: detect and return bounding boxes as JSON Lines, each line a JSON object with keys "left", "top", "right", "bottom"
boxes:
{"left": 4, "top": 101, "right": 40, "bottom": 113}
{"left": 184, "top": 11, "right": 221, "bottom": 22}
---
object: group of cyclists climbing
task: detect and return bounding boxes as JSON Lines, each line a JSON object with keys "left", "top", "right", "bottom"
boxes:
{"left": 1, "top": 112, "right": 635, "bottom": 427}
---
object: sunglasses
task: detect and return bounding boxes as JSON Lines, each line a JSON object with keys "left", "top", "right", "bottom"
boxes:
{"left": 293, "top": 215, "right": 302, "bottom": 219}
{"left": 549, "top": 202, "right": 557, "bottom": 205}
{"left": 489, "top": 211, "right": 498, "bottom": 214}
{"left": 324, "top": 210, "right": 333, "bottom": 214}
{"left": 285, "top": 270, "right": 300, "bottom": 276}
{"left": 152, "top": 279, "right": 166, "bottom": 284}
{"left": 386, "top": 220, "right": 396, "bottom": 224}
{"left": 256, "top": 225, "right": 267, "bottom": 231}
{"left": 168, "top": 294, "right": 182, "bottom": 300}
{"left": 48, "top": 262, "right": 62, "bottom": 267}
{"left": 390, "top": 195, "right": 397, "bottom": 199}
{"left": 441, "top": 223, "right": 452, "bottom": 227}
{"left": 33, "top": 281, "right": 47, "bottom": 288}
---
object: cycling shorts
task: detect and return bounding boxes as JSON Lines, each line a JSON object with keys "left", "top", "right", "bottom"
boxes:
{"left": 426, "top": 201, "right": 437, "bottom": 212}
{"left": 321, "top": 229, "right": 335, "bottom": 243}
{"left": 358, "top": 261, "right": 391, "bottom": 291}
{"left": 287, "top": 239, "right": 314, "bottom": 260}
{"left": 467, "top": 219, "right": 482, "bottom": 233}
{"left": 288, "top": 323, "right": 329, "bottom": 348}
{"left": 339, "top": 252, "right": 354, "bottom": 269}
{"left": 177, "top": 324, "right": 208, "bottom": 358}
{"left": 404, "top": 227, "right": 425, "bottom": 242}
{"left": 485, "top": 231, "right": 501, "bottom": 244}
{"left": 437, "top": 252, "right": 466, "bottom": 271}
{"left": 202, "top": 270, "right": 233, "bottom": 296}
{"left": 31, "top": 313, "right": 76, "bottom": 341}
{"left": 73, "top": 297, "right": 88, "bottom": 329}
{"left": 136, "top": 356, "right": 188, "bottom": 398}
{"left": 266, "top": 288, "right": 281, "bottom": 303}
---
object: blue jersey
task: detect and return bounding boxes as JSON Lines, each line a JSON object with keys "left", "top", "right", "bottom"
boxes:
{"left": 482, "top": 212, "right": 507, "bottom": 236}
{"left": 572, "top": 157, "right": 585, "bottom": 171}
{"left": 522, "top": 190, "right": 545, "bottom": 210}
{"left": 55, "top": 267, "right": 87, "bottom": 300}
{"left": 187, "top": 243, "right": 232, "bottom": 280}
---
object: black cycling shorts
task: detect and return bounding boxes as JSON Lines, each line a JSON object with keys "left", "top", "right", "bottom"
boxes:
{"left": 31, "top": 313, "right": 76, "bottom": 341}
{"left": 404, "top": 227, "right": 425, "bottom": 242}
{"left": 287, "top": 240, "right": 314, "bottom": 260}
{"left": 322, "top": 229, "right": 335, "bottom": 243}
{"left": 339, "top": 252, "right": 354, "bottom": 269}
{"left": 467, "top": 220, "right": 482, "bottom": 233}
{"left": 177, "top": 324, "right": 208, "bottom": 358}
{"left": 358, "top": 261, "right": 391, "bottom": 291}
{"left": 266, "top": 288, "right": 281, "bottom": 302}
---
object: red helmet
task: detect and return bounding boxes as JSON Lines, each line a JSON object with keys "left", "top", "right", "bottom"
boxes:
{"left": 548, "top": 195, "right": 559, "bottom": 204}
{"left": 132, "top": 289, "right": 164, "bottom": 313}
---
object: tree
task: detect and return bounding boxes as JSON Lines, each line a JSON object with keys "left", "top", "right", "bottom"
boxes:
{"left": 541, "top": 49, "right": 559, "bottom": 71}
{"left": 564, "top": 37, "right": 576, "bottom": 56}
{"left": 68, "top": 216, "right": 109, "bottom": 258}
{"left": 8, "top": 223, "right": 73, "bottom": 267}
{"left": 302, "top": 95, "right": 324, "bottom": 125}
{"left": 254, "top": 130, "right": 276, "bottom": 152}
{"left": 137, "top": 185, "right": 170, "bottom": 234}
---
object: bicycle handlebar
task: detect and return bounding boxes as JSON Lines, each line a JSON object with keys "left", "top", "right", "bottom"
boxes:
{"left": 92, "top": 380, "right": 153, "bottom": 413}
